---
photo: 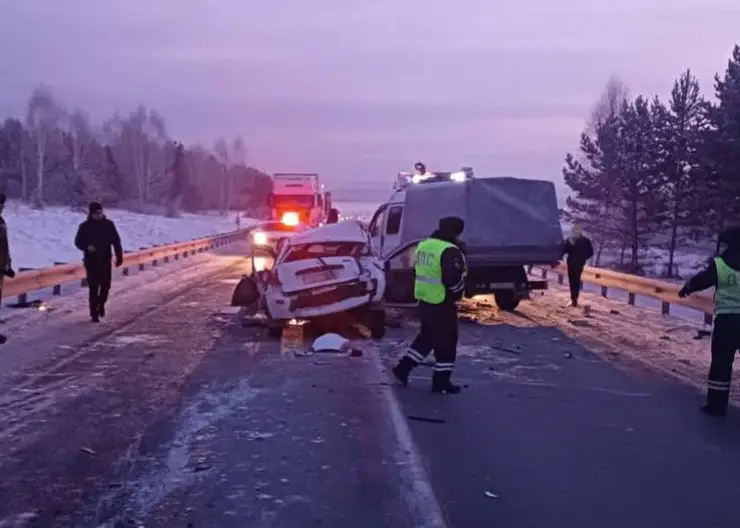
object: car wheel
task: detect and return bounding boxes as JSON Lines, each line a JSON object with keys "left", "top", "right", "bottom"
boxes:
{"left": 368, "top": 308, "right": 386, "bottom": 339}
{"left": 493, "top": 290, "right": 520, "bottom": 311}
{"left": 268, "top": 324, "right": 283, "bottom": 339}
{"left": 231, "top": 276, "right": 260, "bottom": 307}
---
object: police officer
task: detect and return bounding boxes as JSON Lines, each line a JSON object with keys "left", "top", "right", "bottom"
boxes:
{"left": 392, "top": 216, "right": 467, "bottom": 394}
{"left": 679, "top": 225, "right": 740, "bottom": 417}
{"left": 74, "top": 202, "right": 124, "bottom": 322}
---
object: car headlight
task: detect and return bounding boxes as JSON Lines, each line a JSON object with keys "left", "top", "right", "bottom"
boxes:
{"left": 252, "top": 231, "right": 268, "bottom": 245}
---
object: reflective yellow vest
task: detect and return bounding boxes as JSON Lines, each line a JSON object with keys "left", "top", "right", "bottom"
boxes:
{"left": 414, "top": 238, "right": 466, "bottom": 304}
{"left": 714, "top": 257, "right": 740, "bottom": 314}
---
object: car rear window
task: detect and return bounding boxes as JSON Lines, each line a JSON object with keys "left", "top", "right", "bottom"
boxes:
{"left": 283, "top": 242, "right": 367, "bottom": 262}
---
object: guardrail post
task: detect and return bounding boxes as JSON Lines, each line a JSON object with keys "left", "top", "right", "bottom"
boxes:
{"left": 139, "top": 248, "right": 147, "bottom": 271}
{"left": 661, "top": 301, "right": 670, "bottom": 315}
{"left": 52, "top": 262, "right": 67, "bottom": 295}
{"left": 600, "top": 285, "right": 608, "bottom": 297}
{"left": 627, "top": 292, "right": 636, "bottom": 305}
{"left": 17, "top": 267, "right": 36, "bottom": 305}
{"left": 704, "top": 313, "right": 713, "bottom": 325}
{"left": 164, "top": 255, "right": 170, "bottom": 263}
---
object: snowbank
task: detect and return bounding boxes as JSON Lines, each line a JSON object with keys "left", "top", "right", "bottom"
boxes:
{"left": 2, "top": 201, "right": 254, "bottom": 269}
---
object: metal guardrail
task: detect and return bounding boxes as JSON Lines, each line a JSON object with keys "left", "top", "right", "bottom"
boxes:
{"left": 2, "top": 229, "right": 249, "bottom": 305}
{"left": 537, "top": 263, "right": 714, "bottom": 325}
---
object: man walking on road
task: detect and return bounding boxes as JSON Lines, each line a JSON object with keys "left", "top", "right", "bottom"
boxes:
{"left": 74, "top": 202, "right": 123, "bottom": 322}
{"left": 0, "top": 193, "right": 16, "bottom": 344}
{"left": 562, "top": 225, "right": 594, "bottom": 307}
{"left": 679, "top": 225, "right": 740, "bottom": 417}
{"left": 392, "top": 216, "right": 467, "bottom": 394}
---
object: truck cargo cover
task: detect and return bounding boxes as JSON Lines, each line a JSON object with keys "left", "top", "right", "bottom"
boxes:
{"left": 398, "top": 177, "right": 564, "bottom": 265}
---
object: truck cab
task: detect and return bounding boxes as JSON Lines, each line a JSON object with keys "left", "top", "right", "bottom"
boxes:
{"left": 270, "top": 173, "right": 328, "bottom": 227}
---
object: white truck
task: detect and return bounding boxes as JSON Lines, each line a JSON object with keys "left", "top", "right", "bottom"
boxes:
{"left": 270, "top": 173, "right": 332, "bottom": 228}
{"left": 369, "top": 167, "right": 564, "bottom": 311}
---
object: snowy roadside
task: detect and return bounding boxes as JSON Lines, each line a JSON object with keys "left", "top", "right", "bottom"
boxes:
{"left": 2, "top": 201, "right": 255, "bottom": 269}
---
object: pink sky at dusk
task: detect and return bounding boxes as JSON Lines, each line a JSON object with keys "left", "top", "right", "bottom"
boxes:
{"left": 2, "top": 0, "right": 739, "bottom": 197}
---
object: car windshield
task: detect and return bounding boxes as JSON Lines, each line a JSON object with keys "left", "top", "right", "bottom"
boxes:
{"left": 283, "top": 242, "right": 367, "bottom": 262}
{"left": 259, "top": 222, "right": 300, "bottom": 232}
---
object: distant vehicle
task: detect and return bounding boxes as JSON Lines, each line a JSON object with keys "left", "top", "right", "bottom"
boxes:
{"left": 235, "top": 220, "right": 386, "bottom": 339}
{"left": 269, "top": 173, "right": 333, "bottom": 228}
{"left": 369, "top": 166, "right": 563, "bottom": 311}
{"left": 247, "top": 219, "right": 309, "bottom": 273}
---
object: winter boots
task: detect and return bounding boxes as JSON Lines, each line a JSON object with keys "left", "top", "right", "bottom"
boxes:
{"left": 431, "top": 371, "right": 462, "bottom": 394}
{"left": 702, "top": 389, "right": 728, "bottom": 417}
{"left": 392, "top": 356, "right": 462, "bottom": 394}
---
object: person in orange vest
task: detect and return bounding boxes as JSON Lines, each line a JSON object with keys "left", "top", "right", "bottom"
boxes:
{"left": 679, "top": 225, "right": 740, "bottom": 417}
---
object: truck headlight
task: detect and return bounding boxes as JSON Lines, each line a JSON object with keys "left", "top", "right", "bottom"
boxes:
{"left": 253, "top": 231, "right": 268, "bottom": 245}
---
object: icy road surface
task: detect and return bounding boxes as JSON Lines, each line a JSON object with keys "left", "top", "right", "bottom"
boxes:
{"left": 0, "top": 245, "right": 739, "bottom": 527}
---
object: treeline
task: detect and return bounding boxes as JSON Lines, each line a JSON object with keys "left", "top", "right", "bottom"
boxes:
{"left": 563, "top": 45, "right": 740, "bottom": 277}
{"left": 0, "top": 84, "right": 273, "bottom": 216}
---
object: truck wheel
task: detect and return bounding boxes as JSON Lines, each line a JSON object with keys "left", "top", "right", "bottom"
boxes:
{"left": 494, "top": 290, "right": 520, "bottom": 311}
{"left": 368, "top": 308, "right": 386, "bottom": 339}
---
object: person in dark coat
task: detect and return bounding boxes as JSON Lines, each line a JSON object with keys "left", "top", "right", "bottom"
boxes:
{"left": 679, "top": 225, "right": 740, "bottom": 417}
{"left": 74, "top": 202, "right": 123, "bottom": 322}
{"left": 0, "top": 193, "right": 16, "bottom": 344}
{"left": 561, "top": 225, "right": 594, "bottom": 307}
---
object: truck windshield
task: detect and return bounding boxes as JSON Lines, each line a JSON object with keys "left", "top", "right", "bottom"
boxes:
{"left": 272, "top": 195, "right": 315, "bottom": 208}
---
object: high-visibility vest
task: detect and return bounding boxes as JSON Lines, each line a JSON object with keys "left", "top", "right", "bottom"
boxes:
{"left": 414, "top": 238, "right": 465, "bottom": 304}
{"left": 714, "top": 257, "right": 740, "bottom": 314}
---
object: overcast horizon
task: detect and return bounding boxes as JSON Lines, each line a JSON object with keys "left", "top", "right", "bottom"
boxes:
{"left": 2, "top": 0, "right": 740, "bottom": 197}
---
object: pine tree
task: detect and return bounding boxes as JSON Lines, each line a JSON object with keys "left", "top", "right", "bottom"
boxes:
{"left": 562, "top": 112, "right": 624, "bottom": 264}
{"left": 610, "top": 97, "right": 665, "bottom": 273}
{"left": 703, "top": 45, "right": 740, "bottom": 244}
{"left": 655, "top": 70, "right": 709, "bottom": 276}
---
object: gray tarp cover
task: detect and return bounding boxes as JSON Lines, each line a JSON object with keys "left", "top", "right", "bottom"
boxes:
{"left": 398, "top": 177, "right": 565, "bottom": 265}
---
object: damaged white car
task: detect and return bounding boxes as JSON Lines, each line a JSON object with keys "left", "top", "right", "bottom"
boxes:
{"left": 233, "top": 220, "right": 387, "bottom": 339}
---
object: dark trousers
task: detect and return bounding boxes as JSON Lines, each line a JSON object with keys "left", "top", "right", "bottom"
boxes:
{"left": 706, "top": 314, "right": 740, "bottom": 411}
{"left": 84, "top": 259, "right": 112, "bottom": 317}
{"left": 567, "top": 261, "right": 585, "bottom": 304}
{"left": 399, "top": 301, "right": 459, "bottom": 387}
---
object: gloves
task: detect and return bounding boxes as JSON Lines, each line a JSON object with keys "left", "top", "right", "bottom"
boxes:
{"left": 4, "top": 268, "right": 15, "bottom": 278}
{"left": 115, "top": 256, "right": 123, "bottom": 267}
{"left": 678, "top": 285, "right": 690, "bottom": 298}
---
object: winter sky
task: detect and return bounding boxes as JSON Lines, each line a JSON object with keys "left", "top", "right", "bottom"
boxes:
{"left": 2, "top": 1, "right": 740, "bottom": 195}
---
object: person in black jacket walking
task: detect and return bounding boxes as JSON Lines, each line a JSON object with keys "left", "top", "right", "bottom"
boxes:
{"left": 74, "top": 202, "right": 123, "bottom": 322}
{"left": 562, "top": 225, "right": 594, "bottom": 307}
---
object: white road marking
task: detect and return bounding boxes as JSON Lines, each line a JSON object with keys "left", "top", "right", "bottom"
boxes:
{"left": 368, "top": 349, "right": 449, "bottom": 528}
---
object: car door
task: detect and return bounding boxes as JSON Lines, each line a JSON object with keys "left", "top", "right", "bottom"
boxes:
{"left": 383, "top": 240, "right": 420, "bottom": 305}
{"left": 380, "top": 204, "right": 404, "bottom": 258}
{"left": 367, "top": 204, "right": 388, "bottom": 255}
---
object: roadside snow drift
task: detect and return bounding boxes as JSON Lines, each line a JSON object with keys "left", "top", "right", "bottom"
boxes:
{"left": 3, "top": 201, "right": 253, "bottom": 269}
